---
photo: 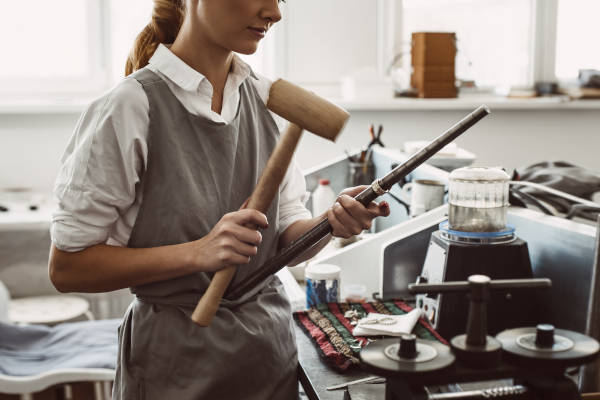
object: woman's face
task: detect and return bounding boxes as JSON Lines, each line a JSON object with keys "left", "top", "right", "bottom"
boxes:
{"left": 192, "top": 0, "right": 282, "bottom": 54}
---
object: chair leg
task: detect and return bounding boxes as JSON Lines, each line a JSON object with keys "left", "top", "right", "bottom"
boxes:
{"left": 93, "top": 382, "right": 103, "bottom": 400}
{"left": 63, "top": 384, "right": 73, "bottom": 400}
{"left": 103, "top": 381, "right": 112, "bottom": 400}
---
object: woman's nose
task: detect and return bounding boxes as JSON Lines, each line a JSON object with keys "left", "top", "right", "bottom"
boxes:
{"left": 261, "top": 0, "right": 282, "bottom": 24}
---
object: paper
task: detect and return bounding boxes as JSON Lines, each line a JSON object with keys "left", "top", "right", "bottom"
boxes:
{"left": 352, "top": 309, "right": 423, "bottom": 337}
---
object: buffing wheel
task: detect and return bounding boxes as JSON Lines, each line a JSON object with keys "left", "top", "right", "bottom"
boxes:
{"left": 496, "top": 326, "right": 600, "bottom": 368}
{"left": 360, "top": 338, "right": 455, "bottom": 378}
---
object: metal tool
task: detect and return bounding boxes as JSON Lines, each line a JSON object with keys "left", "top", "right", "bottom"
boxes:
{"left": 428, "top": 385, "right": 528, "bottom": 399}
{"left": 360, "top": 334, "right": 456, "bottom": 376}
{"left": 409, "top": 275, "right": 551, "bottom": 367}
{"left": 326, "top": 375, "right": 384, "bottom": 391}
{"left": 497, "top": 325, "right": 600, "bottom": 368}
{"left": 229, "top": 105, "right": 491, "bottom": 299}
{"left": 368, "top": 124, "right": 384, "bottom": 149}
{"left": 360, "top": 276, "right": 600, "bottom": 400}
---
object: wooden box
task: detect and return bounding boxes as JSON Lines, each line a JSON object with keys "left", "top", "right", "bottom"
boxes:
{"left": 411, "top": 32, "right": 456, "bottom": 66}
{"left": 411, "top": 65, "right": 455, "bottom": 90}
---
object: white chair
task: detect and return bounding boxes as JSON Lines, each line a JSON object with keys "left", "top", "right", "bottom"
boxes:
{"left": 0, "top": 368, "right": 114, "bottom": 400}
{"left": 0, "top": 280, "right": 118, "bottom": 400}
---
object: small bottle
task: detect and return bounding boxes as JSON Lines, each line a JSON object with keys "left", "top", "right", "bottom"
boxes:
{"left": 312, "top": 179, "right": 337, "bottom": 217}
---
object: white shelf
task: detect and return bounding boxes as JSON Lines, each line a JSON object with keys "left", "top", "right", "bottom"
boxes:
{"left": 0, "top": 98, "right": 94, "bottom": 114}
{"left": 331, "top": 94, "right": 600, "bottom": 111}
{"left": 1, "top": 93, "right": 600, "bottom": 114}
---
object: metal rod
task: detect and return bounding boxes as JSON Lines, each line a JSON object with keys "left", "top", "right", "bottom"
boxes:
{"left": 408, "top": 278, "right": 552, "bottom": 295}
{"left": 428, "top": 385, "right": 528, "bottom": 399}
{"left": 229, "top": 105, "right": 491, "bottom": 299}
{"left": 326, "top": 375, "right": 384, "bottom": 391}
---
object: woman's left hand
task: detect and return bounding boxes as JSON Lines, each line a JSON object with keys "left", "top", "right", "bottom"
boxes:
{"left": 326, "top": 185, "right": 390, "bottom": 238}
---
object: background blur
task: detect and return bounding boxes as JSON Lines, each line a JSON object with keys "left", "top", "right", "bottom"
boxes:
{"left": 1, "top": 0, "right": 599, "bottom": 192}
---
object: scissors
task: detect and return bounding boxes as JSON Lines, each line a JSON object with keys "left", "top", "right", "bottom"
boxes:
{"left": 368, "top": 124, "right": 385, "bottom": 149}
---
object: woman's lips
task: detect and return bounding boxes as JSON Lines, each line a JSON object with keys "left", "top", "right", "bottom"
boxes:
{"left": 247, "top": 27, "right": 266, "bottom": 39}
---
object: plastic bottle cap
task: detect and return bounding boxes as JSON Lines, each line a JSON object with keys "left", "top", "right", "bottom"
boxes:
{"left": 319, "top": 179, "right": 330, "bottom": 185}
{"left": 305, "top": 264, "right": 341, "bottom": 280}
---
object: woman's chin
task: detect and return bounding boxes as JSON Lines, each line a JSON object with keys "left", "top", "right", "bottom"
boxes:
{"left": 233, "top": 41, "right": 260, "bottom": 55}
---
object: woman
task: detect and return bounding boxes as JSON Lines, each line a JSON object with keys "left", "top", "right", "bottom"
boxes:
{"left": 49, "top": 0, "right": 389, "bottom": 398}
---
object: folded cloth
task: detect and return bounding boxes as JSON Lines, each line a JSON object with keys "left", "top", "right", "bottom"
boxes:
{"left": 0, "top": 319, "right": 120, "bottom": 376}
{"left": 293, "top": 299, "right": 446, "bottom": 371}
{"left": 352, "top": 309, "right": 423, "bottom": 337}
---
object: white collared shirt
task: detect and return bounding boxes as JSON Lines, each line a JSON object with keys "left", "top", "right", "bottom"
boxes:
{"left": 51, "top": 44, "right": 311, "bottom": 252}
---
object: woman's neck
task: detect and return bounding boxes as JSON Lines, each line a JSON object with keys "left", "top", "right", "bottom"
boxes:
{"left": 170, "top": 22, "right": 233, "bottom": 114}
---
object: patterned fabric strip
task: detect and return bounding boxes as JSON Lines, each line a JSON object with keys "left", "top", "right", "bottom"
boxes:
{"left": 293, "top": 299, "right": 447, "bottom": 371}
{"left": 296, "top": 312, "right": 354, "bottom": 370}
{"left": 305, "top": 307, "right": 359, "bottom": 368}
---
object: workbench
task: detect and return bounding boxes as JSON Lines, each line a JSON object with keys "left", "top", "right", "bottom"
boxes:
{"left": 295, "top": 318, "right": 382, "bottom": 400}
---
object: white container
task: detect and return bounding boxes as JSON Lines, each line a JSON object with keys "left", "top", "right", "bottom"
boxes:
{"left": 401, "top": 179, "right": 446, "bottom": 217}
{"left": 311, "top": 179, "right": 337, "bottom": 217}
{"left": 305, "top": 264, "right": 341, "bottom": 308}
{"left": 448, "top": 166, "right": 510, "bottom": 232}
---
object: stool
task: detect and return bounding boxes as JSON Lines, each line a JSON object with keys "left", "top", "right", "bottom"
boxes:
{"left": 9, "top": 295, "right": 93, "bottom": 325}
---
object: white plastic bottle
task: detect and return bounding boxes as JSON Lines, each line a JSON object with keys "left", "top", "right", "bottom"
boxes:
{"left": 311, "top": 179, "right": 337, "bottom": 217}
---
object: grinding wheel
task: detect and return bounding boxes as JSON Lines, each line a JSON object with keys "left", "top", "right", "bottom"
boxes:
{"left": 497, "top": 326, "right": 600, "bottom": 368}
{"left": 360, "top": 338, "right": 455, "bottom": 378}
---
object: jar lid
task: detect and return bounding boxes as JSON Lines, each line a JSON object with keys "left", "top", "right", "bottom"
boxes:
{"left": 305, "top": 263, "right": 341, "bottom": 280}
{"left": 319, "top": 179, "right": 330, "bottom": 185}
{"left": 450, "top": 166, "right": 509, "bottom": 182}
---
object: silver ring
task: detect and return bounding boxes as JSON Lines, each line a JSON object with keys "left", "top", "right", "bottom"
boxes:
{"left": 371, "top": 180, "right": 387, "bottom": 196}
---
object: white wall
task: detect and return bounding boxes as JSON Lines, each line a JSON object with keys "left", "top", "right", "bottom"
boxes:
{"left": 0, "top": 108, "right": 598, "bottom": 192}
{"left": 1, "top": 0, "right": 599, "bottom": 191}
{"left": 295, "top": 108, "right": 600, "bottom": 174}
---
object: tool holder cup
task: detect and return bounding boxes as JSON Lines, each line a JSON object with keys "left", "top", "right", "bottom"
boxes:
{"left": 348, "top": 160, "right": 375, "bottom": 187}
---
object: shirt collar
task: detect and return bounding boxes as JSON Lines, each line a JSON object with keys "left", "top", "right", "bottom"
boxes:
{"left": 148, "top": 44, "right": 205, "bottom": 92}
{"left": 148, "top": 44, "right": 258, "bottom": 92}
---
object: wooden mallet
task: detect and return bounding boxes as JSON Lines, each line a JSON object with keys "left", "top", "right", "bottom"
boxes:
{"left": 190, "top": 79, "right": 350, "bottom": 326}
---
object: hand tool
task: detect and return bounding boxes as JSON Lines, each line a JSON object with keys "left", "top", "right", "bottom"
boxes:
{"left": 228, "top": 105, "right": 490, "bottom": 300}
{"left": 190, "top": 79, "right": 350, "bottom": 326}
{"left": 326, "top": 375, "right": 384, "bottom": 391}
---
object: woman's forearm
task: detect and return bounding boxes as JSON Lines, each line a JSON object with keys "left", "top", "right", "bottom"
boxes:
{"left": 48, "top": 242, "right": 196, "bottom": 293}
{"left": 49, "top": 209, "right": 270, "bottom": 294}
{"left": 279, "top": 214, "right": 332, "bottom": 265}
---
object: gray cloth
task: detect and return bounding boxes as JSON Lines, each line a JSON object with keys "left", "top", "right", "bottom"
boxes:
{"left": 0, "top": 319, "right": 120, "bottom": 376}
{"left": 513, "top": 161, "right": 600, "bottom": 219}
{"left": 113, "top": 68, "right": 298, "bottom": 400}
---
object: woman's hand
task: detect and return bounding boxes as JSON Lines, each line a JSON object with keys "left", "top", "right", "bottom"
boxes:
{"left": 189, "top": 209, "right": 268, "bottom": 272}
{"left": 326, "top": 186, "right": 390, "bottom": 238}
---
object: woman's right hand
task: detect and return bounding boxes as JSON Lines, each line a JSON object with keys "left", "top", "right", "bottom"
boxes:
{"left": 189, "top": 209, "right": 269, "bottom": 272}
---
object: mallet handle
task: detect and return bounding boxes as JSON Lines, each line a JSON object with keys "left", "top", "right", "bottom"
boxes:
{"left": 191, "top": 123, "right": 304, "bottom": 326}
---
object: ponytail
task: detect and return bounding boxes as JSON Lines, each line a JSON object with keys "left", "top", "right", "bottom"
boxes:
{"left": 125, "top": 0, "right": 185, "bottom": 76}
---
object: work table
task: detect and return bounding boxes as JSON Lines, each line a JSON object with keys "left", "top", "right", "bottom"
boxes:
{"left": 294, "top": 321, "right": 378, "bottom": 400}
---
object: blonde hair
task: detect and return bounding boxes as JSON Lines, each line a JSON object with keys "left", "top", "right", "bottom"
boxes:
{"left": 125, "top": 0, "right": 186, "bottom": 76}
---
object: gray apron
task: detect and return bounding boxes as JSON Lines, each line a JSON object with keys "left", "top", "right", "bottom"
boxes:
{"left": 112, "top": 68, "right": 299, "bottom": 400}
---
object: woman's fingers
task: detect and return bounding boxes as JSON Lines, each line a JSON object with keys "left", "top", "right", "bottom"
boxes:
{"left": 327, "top": 207, "right": 353, "bottom": 238}
{"left": 226, "top": 208, "right": 269, "bottom": 229}
{"left": 327, "top": 191, "right": 391, "bottom": 238}
{"left": 332, "top": 200, "right": 366, "bottom": 233}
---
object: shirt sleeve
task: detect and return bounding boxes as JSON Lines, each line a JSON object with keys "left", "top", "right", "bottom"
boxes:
{"left": 51, "top": 78, "right": 149, "bottom": 252}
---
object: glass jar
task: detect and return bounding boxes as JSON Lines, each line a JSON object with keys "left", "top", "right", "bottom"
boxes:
{"left": 448, "top": 167, "right": 510, "bottom": 232}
